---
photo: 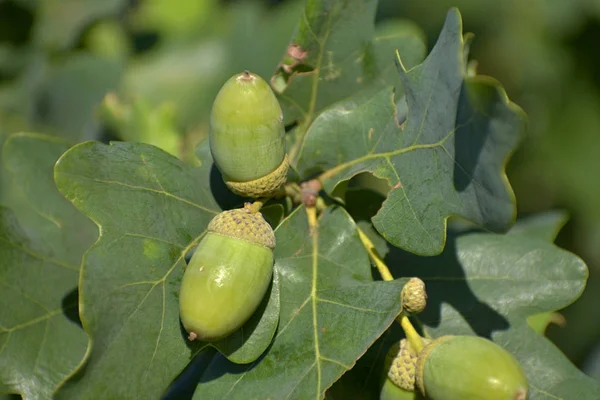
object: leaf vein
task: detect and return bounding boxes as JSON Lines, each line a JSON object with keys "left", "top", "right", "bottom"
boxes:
{"left": 317, "top": 298, "right": 384, "bottom": 314}
{"left": 56, "top": 172, "right": 219, "bottom": 215}
{"left": 311, "top": 223, "right": 322, "bottom": 399}
{"left": 319, "top": 356, "right": 351, "bottom": 370}
{"left": 0, "top": 237, "right": 78, "bottom": 271}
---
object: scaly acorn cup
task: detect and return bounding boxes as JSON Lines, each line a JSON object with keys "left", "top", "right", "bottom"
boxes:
{"left": 210, "top": 71, "right": 288, "bottom": 198}
{"left": 380, "top": 339, "right": 429, "bottom": 400}
{"left": 179, "top": 205, "right": 275, "bottom": 341}
{"left": 401, "top": 277, "right": 427, "bottom": 314}
{"left": 385, "top": 339, "right": 419, "bottom": 391}
{"left": 416, "top": 335, "right": 528, "bottom": 400}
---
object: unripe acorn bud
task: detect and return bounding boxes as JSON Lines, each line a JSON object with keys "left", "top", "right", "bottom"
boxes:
{"left": 179, "top": 205, "right": 275, "bottom": 341}
{"left": 416, "top": 335, "right": 528, "bottom": 400}
{"left": 402, "top": 278, "right": 427, "bottom": 314}
{"left": 210, "top": 71, "right": 288, "bottom": 198}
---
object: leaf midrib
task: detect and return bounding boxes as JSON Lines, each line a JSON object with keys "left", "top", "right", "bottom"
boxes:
{"left": 320, "top": 129, "right": 455, "bottom": 182}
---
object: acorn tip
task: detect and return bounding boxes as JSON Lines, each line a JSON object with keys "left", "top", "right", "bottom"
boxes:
{"left": 239, "top": 70, "right": 254, "bottom": 81}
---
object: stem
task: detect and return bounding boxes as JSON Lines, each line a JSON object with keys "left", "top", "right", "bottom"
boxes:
{"left": 248, "top": 197, "right": 270, "bottom": 213}
{"left": 356, "top": 227, "right": 394, "bottom": 281}
{"left": 315, "top": 196, "right": 327, "bottom": 213}
{"left": 285, "top": 182, "right": 302, "bottom": 197}
{"left": 356, "top": 225, "right": 425, "bottom": 351}
{"left": 306, "top": 205, "right": 318, "bottom": 230}
{"left": 398, "top": 313, "right": 424, "bottom": 353}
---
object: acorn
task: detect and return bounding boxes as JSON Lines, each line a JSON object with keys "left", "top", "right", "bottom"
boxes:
{"left": 179, "top": 205, "right": 275, "bottom": 341}
{"left": 209, "top": 71, "right": 288, "bottom": 198}
{"left": 416, "top": 335, "right": 528, "bottom": 400}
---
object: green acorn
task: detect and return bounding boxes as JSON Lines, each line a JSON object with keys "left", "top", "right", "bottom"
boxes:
{"left": 210, "top": 71, "right": 288, "bottom": 198}
{"left": 179, "top": 205, "right": 275, "bottom": 341}
{"left": 416, "top": 335, "right": 528, "bottom": 400}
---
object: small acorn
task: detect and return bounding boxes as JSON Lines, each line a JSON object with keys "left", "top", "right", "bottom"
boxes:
{"left": 416, "top": 335, "right": 528, "bottom": 400}
{"left": 210, "top": 71, "right": 288, "bottom": 198}
{"left": 401, "top": 278, "right": 427, "bottom": 314}
{"left": 179, "top": 205, "right": 275, "bottom": 341}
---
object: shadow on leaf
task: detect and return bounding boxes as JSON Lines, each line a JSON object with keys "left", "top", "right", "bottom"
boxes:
{"left": 61, "top": 287, "right": 82, "bottom": 328}
{"left": 453, "top": 82, "right": 491, "bottom": 193}
{"left": 383, "top": 233, "right": 509, "bottom": 339}
{"left": 161, "top": 347, "right": 218, "bottom": 400}
{"left": 162, "top": 338, "right": 274, "bottom": 400}
{"left": 209, "top": 163, "right": 245, "bottom": 211}
{"left": 344, "top": 187, "right": 509, "bottom": 339}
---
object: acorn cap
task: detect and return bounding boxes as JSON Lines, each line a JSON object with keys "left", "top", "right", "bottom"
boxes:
{"left": 385, "top": 338, "right": 430, "bottom": 391}
{"left": 208, "top": 207, "right": 276, "bottom": 249}
{"left": 402, "top": 278, "right": 427, "bottom": 314}
{"left": 224, "top": 154, "right": 289, "bottom": 198}
{"left": 416, "top": 335, "right": 528, "bottom": 400}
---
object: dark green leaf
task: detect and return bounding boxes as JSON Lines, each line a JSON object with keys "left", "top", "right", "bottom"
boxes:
{"left": 274, "top": 0, "right": 426, "bottom": 163}
{"left": 192, "top": 206, "right": 407, "bottom": 399}
{"left": 396, "top": 231, "right": 595, "bottom": 398}
{"left": 508, "top": 211, "right": 570, "bottom": 335}
{"left": 509, "top": 210, "right": 569, "bottom": 243}
{"left": 260, "top": 204, "right": 285, "bottom": 229}
{"left": 53, "top": 142, "right": 280, "bottom": 398}
{"left": 298, "top": 9, "right": 525, "bottom": 255}
{"left": 328, "top": 225, "right": 598, "bottom": 399}
{"left": 0, "top": 133, "right": 97, "bottom": 399}
{"left": 53, "top": 142, "right": 220, "bottom": 399}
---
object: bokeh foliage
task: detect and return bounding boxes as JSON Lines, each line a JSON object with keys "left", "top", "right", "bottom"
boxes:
{"left": 0, "top": 0, "right": 599, "bottom": 398}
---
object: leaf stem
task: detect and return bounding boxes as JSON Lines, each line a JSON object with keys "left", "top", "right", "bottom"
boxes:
{"left": 283, "top": 182, "right": 302, "bottom": 198}
{"left": 356, "top": 227, "right": 394, "bottom": 281}
{"left": 306, "top": 205, "right": 318, "bottom": 230}
{"left": 356, "top": 225, "right": 425, "bottom": 351}
{"left": 315, "top": 196, "right": 327, "bottom": 213}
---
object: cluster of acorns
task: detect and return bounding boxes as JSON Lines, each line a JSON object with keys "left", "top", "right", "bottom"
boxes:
{"left": 179, "top": 71, "right": 287, "bottom": 342}
{"left": 381, "top": 278, "right": 529, "bottom": 400}
{"left": 178, "top": 71, "right": 529, "bottom": 400}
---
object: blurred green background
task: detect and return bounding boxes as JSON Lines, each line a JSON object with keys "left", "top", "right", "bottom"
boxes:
{"left": 0, "top": 0, "right": 598, "bottom": 381}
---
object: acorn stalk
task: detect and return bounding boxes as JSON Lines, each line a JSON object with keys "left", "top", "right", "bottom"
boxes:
{"left": 179, "top": 206, "right": 275, "bottom": 341}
